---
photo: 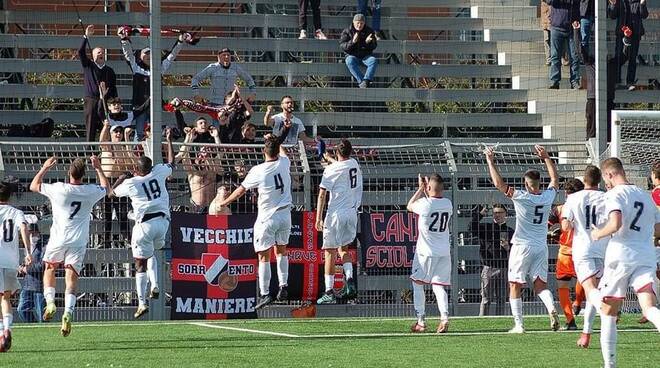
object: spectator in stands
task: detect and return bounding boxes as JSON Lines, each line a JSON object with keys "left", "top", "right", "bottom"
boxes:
{"left": 546, "top": 0, "right": 581, "bottom": 89}
{"left": 99, "top": 121, "right": 132, "bottom": 248}
{"left": 469, "top": 204, "right": 514, "bottom": 316}
{"left": 218, "top": 85, "right": 254, "bottom": 144}
{"left": 80, "top": 25, "right": 118, "bottom": 142}
{"left": 298, "top": 0, "right": 327, "bottom": 39}
{"left": 541, "top": 0, "right": 552, "bottom": 65}
{"left": 578, "top": 39, "right": 596, "bottom": 139}
{"left": 358, "top": 1, "right": 383, "bottom": 40}
{"left": 579, "top": 0, "right": 594, "bottom": 50}
{"left": 170, "top": 100, "right": 221, "bottom": 145}
{"left": 177, "top": 129, "right": 224, "bottom": 213}
{"left": 340, "top": 14, "right": 378, "bottom": 88}
{"left": 118, "top": 27, "right": 190, "bottom": 141}
{"left": 241, "top": 123, "right": 257, "bottom": 144}
{"left": 17, "top": 223, "right": 45, "bottom": 323}
{"left": 263, "top": 96, "right": 314, "bottom": 144}
{"left": 105, "top": 97, "right": 136, "bottom": 138}
{"left": 608, "top": 0, "right": 648, "bottom": 91}
{"left": 191, "top": 48, "right": 257, "bottom": 122}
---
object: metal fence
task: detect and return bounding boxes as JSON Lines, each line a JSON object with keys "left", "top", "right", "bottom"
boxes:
{"left": 0, "top": 140, "right": 608, "bottom": 320}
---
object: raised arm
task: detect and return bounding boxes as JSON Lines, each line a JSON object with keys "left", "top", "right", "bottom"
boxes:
{"left": 264, "top": 105, "right": 275, "bottom": 127}
{"left": 79, "top": 26, "right": 93, "bottom": 67}
{"left": 30, "top": 156, "right": 57, "bottom": 193}
{"left": 161, "top": 35, "right": 186, "bottom": 73}
{"left": 535, "top": 145, "right": 559, "bottom": 190}
{"left": 484, "top": 147, "right": 509, "bottom": 195}
{"left": 165, "top": 128, "right": 175, "bottom": 166}
{"left": 406, "top": 175, "right": 428, "bottom": 212}
{"left": 90, "top": 155, "right": 112, "bottom": 197}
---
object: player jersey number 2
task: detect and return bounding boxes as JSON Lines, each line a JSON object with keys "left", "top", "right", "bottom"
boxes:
{"left": 429, "top": 212, "right": 449, "bottom": 232}
{"left": 2, "top": 219, "right": 13, "bottom": 242}
{"left": 141, "top": 179, "right": 162, "bottom": 200}
{"left": 629, "top": 201, "right": 644, "bottom": 232}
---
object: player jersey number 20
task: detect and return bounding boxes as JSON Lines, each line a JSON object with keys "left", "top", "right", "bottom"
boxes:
{"left": 429, "top": 212, "right": 449, "bottom": 232}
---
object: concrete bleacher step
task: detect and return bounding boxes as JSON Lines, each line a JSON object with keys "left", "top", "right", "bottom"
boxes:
{"left": 470, "top": 0, "right": 534, "bottom": 6}
{"left": 470, "top": 5, "right": 537, "bottom": 20}
{"left": 482, "top": 17, "right": 539, "bottom": 30}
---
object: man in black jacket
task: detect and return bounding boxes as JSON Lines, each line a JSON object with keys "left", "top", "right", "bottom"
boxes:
{"left": 609, "top": 0, "right": 648, "bottom": 90}
{"left": 17, "top": 223, "right": 45, "bottom": 323}
{"left": 80, "top": 25, "right": 118, "bottom": 142}
{"left": 339, "top": 14, "right": 378, "bottom": 88}
{"left": 470, "top": 204, "right": 514, "bottom": 316}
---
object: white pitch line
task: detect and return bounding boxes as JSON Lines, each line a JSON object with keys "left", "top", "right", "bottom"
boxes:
{"left": 301, "top": 329, "right": 655, "bottom": 339}
{"left": 189, "top": 321, "right": 301, "bottom": 338}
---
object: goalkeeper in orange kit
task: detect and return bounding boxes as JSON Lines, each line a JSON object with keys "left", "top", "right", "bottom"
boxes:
{"left": 550, "top": 179, "right": 586, "bottom": 330}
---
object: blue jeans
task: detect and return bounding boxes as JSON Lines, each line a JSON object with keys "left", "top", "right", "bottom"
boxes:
{"left": 357, "top": 0, "right": 381, "bottom": 32}
{"left": 580, "top": 18, "right": 593, "bottom": 50}
{"left": 134, "top": 110, "right": 150, "bottom": 141}
{"left": 549, "top": 28, "right": 580, "bottom": 85}
{"left": 17, "top": 289, "right": 45, "bottom": 323}
{"left": 345, "top": 55, "right": 378, "bottom": 83}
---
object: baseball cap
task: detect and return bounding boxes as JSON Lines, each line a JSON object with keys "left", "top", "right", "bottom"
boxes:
{"left": 217, "top": 48, "right": 232, "bottom": 55}
{"left": 353, "top": 14, "right": 365, "bottom": 22}
{"left": 111, "top": 125, "right": 124, "bottom": 132}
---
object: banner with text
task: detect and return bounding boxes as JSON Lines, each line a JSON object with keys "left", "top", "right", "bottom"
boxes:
{"left": 171, "top": 212, "right": 357, "bottom": 319}
{"left": 359, "top": 212, "right": 418, "bottom": 274}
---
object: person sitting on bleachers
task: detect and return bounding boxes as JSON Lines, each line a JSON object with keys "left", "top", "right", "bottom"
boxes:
{"left": 339, "top": 14, "right": 378, "bottom": 88}
{"left": 263, "top": 96, "right": 314, "bottom": 145}
{"left": 191, "top": 48, "right": 256, "bottom": 126}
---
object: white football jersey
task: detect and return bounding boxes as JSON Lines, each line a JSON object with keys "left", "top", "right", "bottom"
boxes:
{"left": 0, "top": 204, "right": 26, "bottom": 269}
{"left": 562, "top": 189, "right": 608, "bottom": 260}
{"left": 41, "top": 182, "right": 107, "bottom": 248}
{"left": 603, "top": 184, "right": 660, "bottom": 267}
{"left": 241, "top": 155, "right": 292, "bottom": 220}
{"left": 510, "top": 188, "right": 556, "bottom": 247}
{"left": 410, "top": 197, "right": 453, "bottom": 257}
{"left": 320, "top": 158, "right": 363, "bottom": 216}
{"left": 114, "top": 163, "right": 172, "bottom": 222}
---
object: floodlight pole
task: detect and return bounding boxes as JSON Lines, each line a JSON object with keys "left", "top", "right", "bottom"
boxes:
{"left": 149, "top": 0, "right": 166, "bottom": 321}
{"left": 594, "top": 0, "right": 608, "bottom": 161}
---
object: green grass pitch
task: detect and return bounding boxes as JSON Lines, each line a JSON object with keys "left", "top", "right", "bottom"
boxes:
{"left": 2, "top": 315, "right": 658, "bottom": 367}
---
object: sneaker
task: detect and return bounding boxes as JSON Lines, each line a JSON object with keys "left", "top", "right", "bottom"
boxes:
{"left": 359, "top": 80, "right": 369, "bottom": 89}
{"left": 410, "top": 322, "right": 426, "bottom": 333}
{"left": 627, "top": 84, "right": 636, "bottom": 91}
{"left": 298, "top": 30, "right": 307, "bottom": 39}
{"left": 508, "top": 325, "right": 525, "bottom": 334}
{"left": 0, "top": 330, "right": 11, "bottom": 352}
{"left": 134, "top": 305, "right": 149, "bottom": 319}
{"left": 149, "top": 286, "right": 160, "bottom": 299}
{"left": 565, "top": 319, "right": 578, "bottom": 330}
{"left": 61, "top": 312, "right": 72, "bottom": 337}
{"left": 314, "top": 29, "right": 327, "bottom": 40}
{"left": 276, "top": 286, "right": 288, "bottom": 302}
{"left": 548, "top": 82, "right": 559, "bottom": 89}
{"left": 572, "top": 304, "right": 582, "bottom": 317}
{"left": 316, "top": 292, "right": 337, "bottom": 305}
{"left": 255, "top": 294, "right": 273, "bottom": 310}
{"left": 577, "top": 332, "right": 591, "bottom": 348}
{"left": 550, "top": 311, "right": 560, "bottom": 331}
{"left": 43, "top": 302, "right": 56, "bottom": 322}
{"left": 436, "top": 320, "right": 449, "bottom": 333}
{"left": 345, "top": 278, "right": 357, "bottom": 299}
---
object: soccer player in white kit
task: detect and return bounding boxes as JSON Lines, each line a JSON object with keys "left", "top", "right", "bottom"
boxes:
{"left": 560, "top": 165, "right": 608, "bottom": 348}
{"left": 485, "top": 145, "right": 560, "bottom": 333}
{"left": 218, "top": 135, "right": 292, "bottom": 309}
{"left": 590, "top": 158, "right": 660, "bottom": 368}
{"left": 30, "top": 156, "right": 110, "bottom": 336}
{"left": 408, "top": 174, "right": 453, "bottom": 333}
{"left": 0, "top": 182, "right": 32, "bottom": 352}
{"left": 112, "top": 129, "right": 175, "bottom": 318}
{"left": 315, "top": 139, "right": 362, "bottom": 304}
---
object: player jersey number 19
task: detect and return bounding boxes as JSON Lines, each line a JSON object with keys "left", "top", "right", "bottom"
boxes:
{"left": 141, "top": 179, "right": 162, "bottom": 201}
